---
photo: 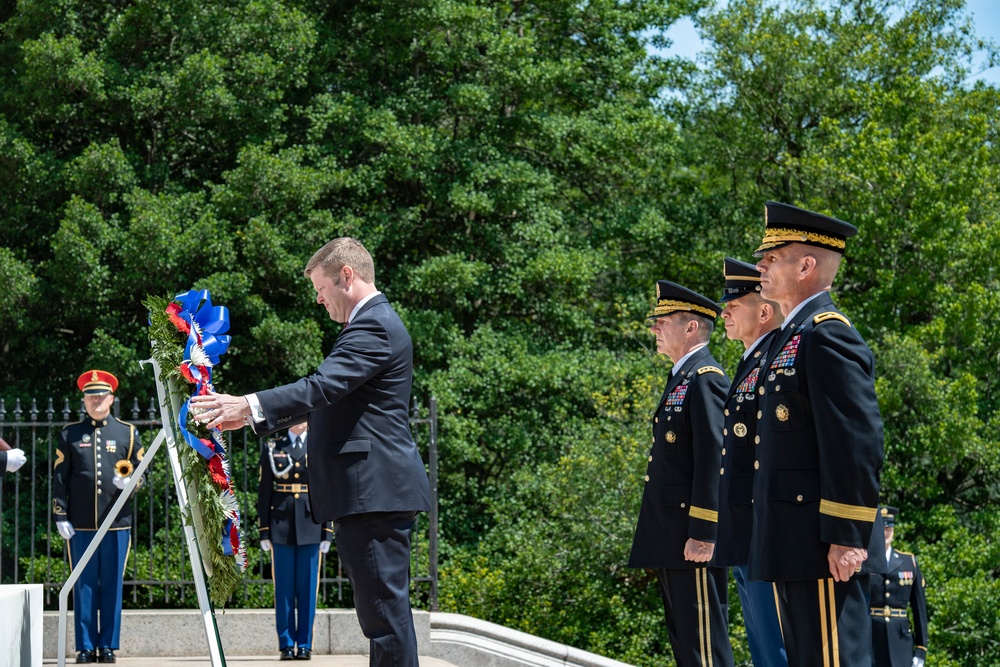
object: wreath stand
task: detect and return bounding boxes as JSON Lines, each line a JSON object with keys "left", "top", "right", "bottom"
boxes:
{"left": 56, "top": 354, "right": 226, "bottom": 666}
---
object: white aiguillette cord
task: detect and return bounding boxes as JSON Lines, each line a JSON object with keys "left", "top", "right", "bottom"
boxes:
{"left": 267, "top": 440, "right": 295, "bottom": 477}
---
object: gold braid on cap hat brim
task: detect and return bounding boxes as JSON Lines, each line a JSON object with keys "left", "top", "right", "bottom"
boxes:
{"left": 651, "top": 299, "right": 718, "bottom": 318}
{"left": 756, "top": 227, "right": 846, "bottom": 252}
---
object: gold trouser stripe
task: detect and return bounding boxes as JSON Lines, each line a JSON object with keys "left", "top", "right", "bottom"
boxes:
{"left": 773, "top": 583, "right": 784, "bottom": 642}
{"left": 819, "top": 499, "right": 878, "bottom": 522}
{"left": 818, "top": 580, "right": 830, "bottom": 667}
{"left": 689, "top": 506, "right": 719, "bottom": 522}
{"left": 828, "top": 578, "right": 840, "bottom": 667}
{"left": 695, "top": 568, "right": 712, "bottom": 667}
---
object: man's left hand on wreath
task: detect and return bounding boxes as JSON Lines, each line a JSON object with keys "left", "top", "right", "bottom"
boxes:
{"left": 189, "top": 393, "right": 251, "bottom": 432}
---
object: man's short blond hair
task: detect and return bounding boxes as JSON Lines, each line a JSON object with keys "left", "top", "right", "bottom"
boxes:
{"left": 305, "top": 237, "right": 376, "bottom": 283}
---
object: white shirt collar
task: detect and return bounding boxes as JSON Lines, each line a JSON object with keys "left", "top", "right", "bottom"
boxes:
{"left": 742, "top": 332, "right": 770, "bottom": 361}
{"left": 782, "top": 291, "right": 827, "bottom": 329}
{"left": 671, "top": 343, "right": 707, "bottom": 376}
{"left": 348, "top": 291, "right": 382, "bottom": 325}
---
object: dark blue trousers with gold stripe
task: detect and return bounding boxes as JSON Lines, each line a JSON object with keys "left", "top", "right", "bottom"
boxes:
{"left": 655, "top": 567, "right": 734, "bottom": 667}
{"left": 271, "top": 543, "right": 321, "bottom": 651}
{"left": 775, "top": 577, "right": 871, "bottom": 667}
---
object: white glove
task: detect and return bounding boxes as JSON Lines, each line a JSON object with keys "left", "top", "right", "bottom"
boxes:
{"left": 5, "top": 448, "right": 26, "bottom": 472}
{"left": 912, "top": 657, "right": 924, "bottom": 667}
{"left": 260, "top": 539, "right": 272, "bottom": 552}
{"left": 112, "top": 475, "right": 130, "bottom": 490}
{"left": 319, "top": 540, "right": 331, "bottom": 554}
{"left": 56, "top": 521, "right": 76, "bottom": 540}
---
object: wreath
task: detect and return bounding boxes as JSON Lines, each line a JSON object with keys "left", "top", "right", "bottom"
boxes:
{"left": 145, "top": 290, "right": 246, "bottom": 606}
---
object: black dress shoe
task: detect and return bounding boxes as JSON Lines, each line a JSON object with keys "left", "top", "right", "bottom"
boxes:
{"left": 279, "top": 647, "right": 296, "bottom": 660}
{"left": 296, "top": 647, "right": 312, "bottom": 660}
{"left": 76, "top": 650, "right": 95, "bottom": 664}
{"left": 98, "top": 648, "right": 116, "bottom": 663}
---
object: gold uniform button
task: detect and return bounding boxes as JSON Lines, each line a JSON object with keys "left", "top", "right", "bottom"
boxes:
{"left": 644, "top": 475, "right": 650, "bottom": 482}
{"left": 680, "top": 503, "right": 686, "bottom": 509}
{"left": 648, "top": 455, "right": 653, "bottom": 462}
{"left": 295, "top": 462, "right": 301, "bottom": 468}
{"left": 294, "top": 473, "right": 300, "bottom": 479}
{"left": 294, "top": 493, "right": 300, "bottom": 499}
{"left": 754, "top": 435, "right": 760, "bottom": 444}
{"left": 655, "top": 417, "right": 659, "bottom": 423}
{"left": 724, "top": 409, "right": 730, "bottom": 416}
{"left": 759, "top": 386, "right": 765, "bottom": 395}
{"left": 754, "top": 461, "right": 760, "bottom": 470}
{"left": 796, "top": 494, "right": 803, "bottom": 502}
{"left": 720, "top": 468, "right": 725, "bottom": 475}
{"left": 775, "top": 385, "right": 781, "bottom": 392}
{"left": 723, "top": 428, "right": 728, "bottom": 436}
{"left": 721, "top": 448, "right": 726, "bottom": 456}
{"left": 757, "top": 410, "right": 762, "bottom": 420}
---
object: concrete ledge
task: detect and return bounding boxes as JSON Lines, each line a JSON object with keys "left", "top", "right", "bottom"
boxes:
{"left": 0, "top": 584, "right": 43, "bottom": 667}
{"left": 428, "top": 613, "right": 633, "bottom": 667}
{"left": 43, "top": 608, "right": 633, "bottom": 667}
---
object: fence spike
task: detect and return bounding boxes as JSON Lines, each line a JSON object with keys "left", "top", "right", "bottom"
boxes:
{"left": 46, "top": 397, "right": 55, "bottom": 421}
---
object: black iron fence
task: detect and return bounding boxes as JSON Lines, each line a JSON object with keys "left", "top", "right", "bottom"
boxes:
{"left": 0, "top": 394, "right": 439, "bottom": 612}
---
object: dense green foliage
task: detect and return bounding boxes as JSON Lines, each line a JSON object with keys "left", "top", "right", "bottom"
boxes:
{"left": 1, "top": 0, "right": 998, "bottom": 665}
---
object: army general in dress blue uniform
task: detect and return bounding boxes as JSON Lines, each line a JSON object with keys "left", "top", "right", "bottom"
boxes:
{"left": 628, "top": 281, "right": 735, "bottom": 667}
{"left": 869, "top": 506, "right": 928, "bottom": 667}
{"left": 750, "top": 203, "right": 886, "bottom": 667}
{"left": 258, "top": 422, "right": 334, "bottom": 660}
{"left": 53, "top": 370, "right": 144, "bottom": 664}
{"left": 716, "top": 258, "right": 787, "bottom": 667}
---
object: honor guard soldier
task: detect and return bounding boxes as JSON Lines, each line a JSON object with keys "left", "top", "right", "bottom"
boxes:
{"left": 52, "top": 370, "right": 144, "bottom": 664}
{"left": 750, "top": 202, "right": 886, "bottom": 667}
{"left": 716, "top": 258, "right": 787, "bottom": 667}
{"left": 870, "top": 506, "right": 928, "bottom": 667}
{"left": 258, "top": 422, "right": 333, "bottom": 660}
{"left": 628, "top": 281, "right": 735, "bottom": 667}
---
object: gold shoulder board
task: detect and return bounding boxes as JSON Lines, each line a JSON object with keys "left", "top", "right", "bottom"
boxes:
{"left": 697, "top": 366, "right": 724, "bottom": 375}
{"left": 814, "top": 312, "right": 852, "bottom": 327}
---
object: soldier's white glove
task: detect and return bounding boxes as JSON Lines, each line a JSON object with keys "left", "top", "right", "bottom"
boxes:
{"left": 112, "top": 475, "right": 130, "bottom": 490}
{"left": 56, "top": 521, "right": 76, "bottom": 540}
{"left": 260, "top": 539, "right": 272, "bottom": 552}
{"left": 911, "top": 657, "right": 924, "bottom": 667}
{"left": 5, "top": 448, "right": 26, "bottom": 472}
{"left": 319, "top": 540, "right": 331, "bottom": 554}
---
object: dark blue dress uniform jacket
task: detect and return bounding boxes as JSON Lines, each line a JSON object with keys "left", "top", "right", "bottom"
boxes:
{"left": 870, "top": 548, "right": 929, "bottom": 667}
{"left": 749, "top": 292, "right": 885, "bottom": 582}
{"left": 257, "top": 432, "right": 333, "bottom": 545}
{"left": 252, "top": 294, "right": 431, "bottom": 523}
{"left": 52, "top": 416, "right": 143, "bottom": 529}
{"left": 714, "top": 331, "right": 777, "bottom": 568}
{"left": 629, "top": 346, "right": 729, "bottom": 569}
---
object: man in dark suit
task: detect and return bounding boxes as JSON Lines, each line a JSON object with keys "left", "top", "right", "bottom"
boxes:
{"left": 716, "top": 258, "right": 787, "bottom": 667}
{"left": 192, "top": 237, "right": 431, "bottom": 667}
{"left": 628, "top": 280, "right": 734, "bottom": 667}
{"left": 53, "top": 370, "right": 144, "bottom": 664}
{"left": 258, "top": 422, "right": 334, "bottom": 660}
{"left": 870, "top": 506, "right": 928, "bottom": 667}
{"left": 750, "top": 202, "right": 885, "bottom": 667}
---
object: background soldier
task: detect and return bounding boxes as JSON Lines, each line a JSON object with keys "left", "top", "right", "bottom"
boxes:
{"left": 258, "top": 422, "right": 333, "bottom": 660}
{"left": 628, "top": 280, "right": 734, "bottom": 667}
{"left": 53, "top": 370, "right": 144, "bottom": 664}
{"left": 716, "top": 258, "right": 787, "bottom": 667}
{"left": 870, "top": 506, "right": 928, "bottom": 667}
{"left": 750, "top": 203, "right": 885, "bottom": 667}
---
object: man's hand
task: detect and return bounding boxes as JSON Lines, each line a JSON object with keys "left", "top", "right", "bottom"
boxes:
{"left": 683, "top": 538, "right": 716, "bottom": 563}
{"left": 828, "top": 544, "right": 868, "bottom": 581}
{"left": 5, "top": 448, "right": 26, "bottom": 472}
{"left": 112, "top": 475, "right": 130, "bottom": 490}
{"left": 56, "top": 521, "right": 76, "bottom": 540}
{"left": 260, "top": 539, "right": 272, "bottom": 552}
{"left": 319, "top": 540, "right": 331, "bottom": 554}
{"left": 189, "top": 393, "right": 252, "bottom": 432}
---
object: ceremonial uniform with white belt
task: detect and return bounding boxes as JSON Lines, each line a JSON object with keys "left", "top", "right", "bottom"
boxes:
{"left": 870, "top": 506, "right": 928, "bottom": 667}
{"left": 52, "top": 371, "right": 144, "bottom": 664}
{"left": 258, "top": 427, "right": 333, "bottom": 660}
{"left": 748, "top": 203, "right": 885, "bottom": 667}
{"left": 628, "top": 281, "right": 734, "bottom": 667}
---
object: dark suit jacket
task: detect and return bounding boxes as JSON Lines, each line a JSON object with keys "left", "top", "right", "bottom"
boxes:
{"left": 870, "top": 547, "right": 929, "bottom": 667}
{"left": 257, "top": 431, "right": 333, "bottom": 545}
{"left": 749, "top": 291, "right": 885, "bottom": 582}
{"left": 253, "top": 294, "right": 431, "bottom": 523}
{"left": 714, "top": 330, "right": 777, "bottom": 568}
{"left": 628, "top": 346, "right": 729, "bottom": 569}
